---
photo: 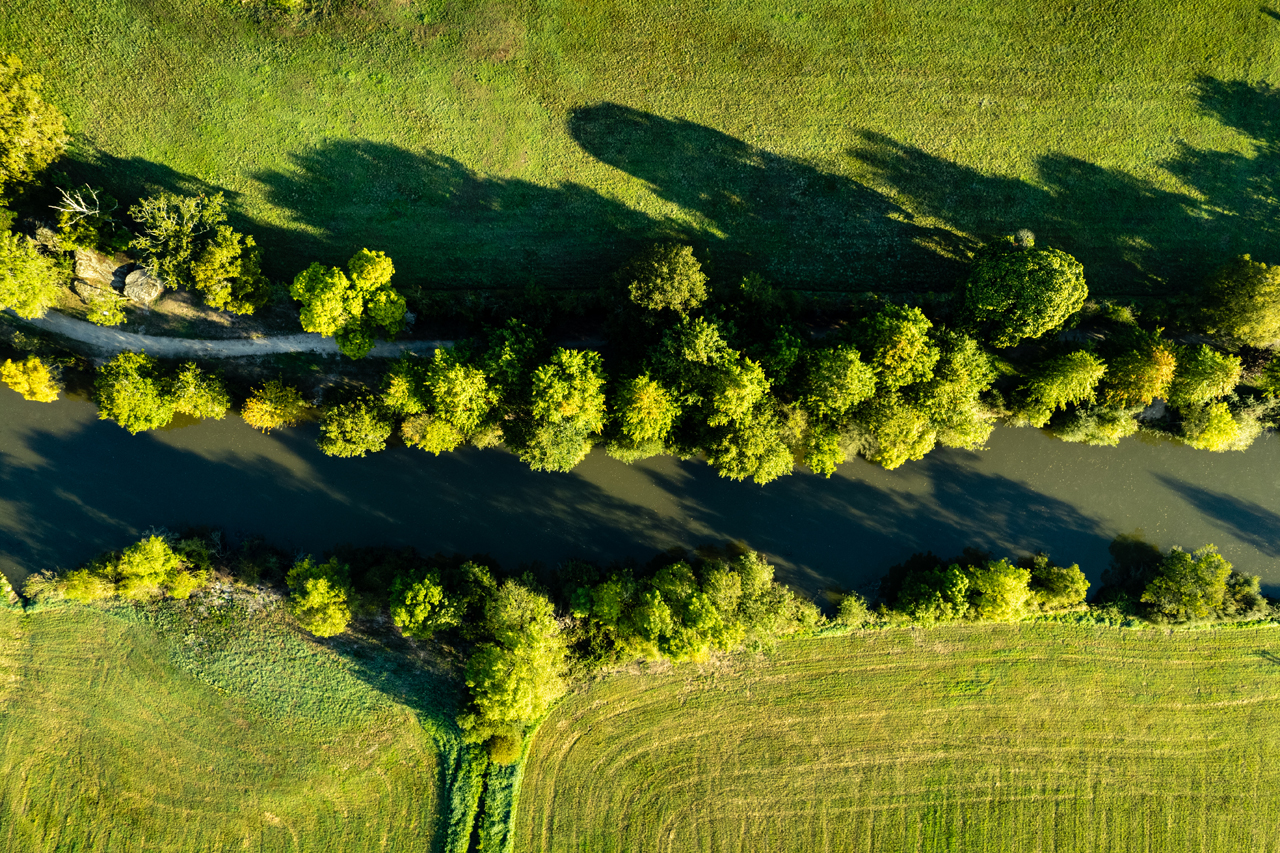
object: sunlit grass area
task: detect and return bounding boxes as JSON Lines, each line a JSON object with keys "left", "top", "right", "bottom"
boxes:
{"left": 0, "top": 601, "right": 443, "bottom": 852}
{"left": 518, "top": 622, "right": 1280, "bottom": 852}
{"left": 1, "top": 0, "right": 1275, "bottom": 293}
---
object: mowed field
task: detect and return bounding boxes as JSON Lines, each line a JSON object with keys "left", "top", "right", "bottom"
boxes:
{"left": 518, "top": 623, "right": 1280, "bottom": 852}
{"left": 1, "top": 0, "right": 1276, "bottom": 293}
{"left": 0, "top": 602, "right": 444, "bottom": 853}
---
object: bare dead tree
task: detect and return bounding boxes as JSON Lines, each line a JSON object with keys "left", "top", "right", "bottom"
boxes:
{"left": 50, "top": 185, "right": 117, "bottom": 227}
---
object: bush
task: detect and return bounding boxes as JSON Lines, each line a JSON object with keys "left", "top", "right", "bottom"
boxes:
{"left": 835, "top": 592, "right": 869, "bottom": 626}
{"left": 486, "top": 734, "right": 523, "bottom": 765}
{"left": 1200, "top": 255, "right": 1280, "bottom": 346}
{"left": 0, "top": 572, "right": 19, "bottom": 608}
{"left": 1140, "top": 545, "right": 1233, "bottom": 623}
{"left": 241, "top": 380, "right": 309, "bottom": 432}
{"left": 318, "top": 398, "right": 393, "bottom": 457}
{"left": 115, "top": 535, "right": 186, "bottom": 600}
{"left": 390, "top": 570, "right": 459, "bottom": 639}
{"left": 286, "top": 556, "right": 352, "bottom": 638}
{"left": 963, "top": 242, "right": 1088, "bottom": 347}
{"left": 170, "top": 363, "right": 230, "bottom": 420}
{"left": 1050, "top": 402, "right": 1141, "bottom": 446}
{"left": 1, "top": 355, "right": 60, "bottom": 402}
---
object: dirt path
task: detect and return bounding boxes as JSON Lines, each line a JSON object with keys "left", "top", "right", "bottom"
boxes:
{"left": 7, "top": 309, "right": 450, "bottom": 359}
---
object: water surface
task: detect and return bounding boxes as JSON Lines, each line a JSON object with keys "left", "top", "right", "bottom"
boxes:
{"left": 4, "top": 388, "right": 1280, "bottom": 596}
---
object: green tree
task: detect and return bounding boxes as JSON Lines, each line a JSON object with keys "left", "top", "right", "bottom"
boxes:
{"left": 241, "top": 380, "right": 309, "bottom": 432}
{"left": 967, "top": 559, "right": 1033, "bottom": 622}
{"left": 1140, "top": 545, "right": 1233, "bottom": 622}
{"left": 290, "top": 249, "right": 407, "bottom": 359}
{"left": 622, "top": 242, "right": 708, "bottom": 316}
{"left": 189, "top": 225, "right": 270, "bottom": 314}
{"left": 1167, "top": 345, "right": 1241, "bottom": 409}
{"left": 170, "top": 363, "right": 230, "bottom": 420}
{"left": 318, "top": 398, "right": 393, "bottom": 457}
{"left": 608, "top": 373, "right": 681, "bottom": 462}
{"left": 0, "top": 55, "right": 67, "bottom": 195}
{"left": 798, "top": 345, "right": 876, "bottom": 423}
{"left": 115, "top": 535, "right": 186, "bottom": 601}
{"left": 898, "top": 564, "right": 970, "bottom": 623}
{"left": 516, "top": 348, "right": 606, "bottom": 472}
{"left": 1200, "top": 255, "right": 1280, "bottom": 346}
{"left": 390, "top": 570, "right": 459, "bottom": 639}
{"left": 0, "top": 227, "right": 59, "bottom": 318}
{"left": 1052, "top": 402, "right": 1141, "bottom": 446}
{"left": 286, "top": 556, "right": 352, "bottom": 637}
{"left": 458, "top": 580, "right": 567, "bottom": 743}
{"left": 129, "top": 192, "right": 227, "bottom": 288}
{"left": 855, "top": 304, "right": 939, "bottom": 389}
{"left": 94, "top": 351, "right": 176, "bottom": 433}
{"left": 1, "top": 355, "right": 60, "bottom": 402}
{"left": 1101, "top": 331, "right": 1177, "bottom": 407}
{"left": 859, "top": 392, "right": 936, "bottom": 470}
{"left": 963, "top": 243, "right": 1087, "bottom": 347}
{"left": 1015, "top": 350, "right": 1107, "bottom": 427}
{"left": 1020, "top": 553, "right": 1090, "bottom": 611}
{"left": 911, "top": 330, "right": 996, "bottom": 450}
{"left": 1181, "top": 401, "right": 1257, "bottom": 452}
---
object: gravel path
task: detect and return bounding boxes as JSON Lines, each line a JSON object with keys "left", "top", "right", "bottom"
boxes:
{"left": 6, "top": 309, "right": 450, "bottom": 358}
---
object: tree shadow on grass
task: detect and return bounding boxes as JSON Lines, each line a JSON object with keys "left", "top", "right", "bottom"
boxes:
{"left": 1152, "top": 474, "right": 1280, "bottom": 559}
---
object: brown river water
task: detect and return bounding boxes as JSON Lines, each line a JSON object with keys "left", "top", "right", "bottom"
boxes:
{"left": 4, "top": 387, "right": 1280, "bottom": 598}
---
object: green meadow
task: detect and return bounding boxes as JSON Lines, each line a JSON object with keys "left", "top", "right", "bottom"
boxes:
{"left": 518, "top": 622, "right": 1280, "bottom": 852}
{"left": 1, "top": 0, "right": 1275, "bottom": 293}
{"left": 0, "top": 601, "right": 445, "bottom": 852}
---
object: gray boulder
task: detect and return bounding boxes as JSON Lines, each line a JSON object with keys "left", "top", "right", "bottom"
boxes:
{"left": 124, "top": 269, "right": 165, "bottom": 304}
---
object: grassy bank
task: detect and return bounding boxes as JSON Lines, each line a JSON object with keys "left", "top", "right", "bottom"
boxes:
{"left": 517, "top": 622, "right": 1280, "bottom": 852}
{"left": 1, "top": 0, "right": 1275, "bottom": 293}
{"left": 0, "top": 599, "right": 446, "bottom": 852}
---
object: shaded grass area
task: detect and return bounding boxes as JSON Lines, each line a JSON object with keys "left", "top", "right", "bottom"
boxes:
{"left": 0, "top": 601, "right": 446, "bottom": 852}
{"left": 517, "top": 623, "right": 1280, "bottom": 852}
{"left": 0, "top": 0, "right": 1276, "bottom": 294}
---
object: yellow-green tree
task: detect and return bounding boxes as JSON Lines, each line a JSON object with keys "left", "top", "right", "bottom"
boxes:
{"left": 286, "top": 556, "right": 352, "bottom": 637}
{"left": 963, "top": 242, "right": 1087, "bottom": 347}
{"left": 291, "top": 249, "right": 406, "bottom": 359}
{"left": 241, "top": 380, "right": 309, "bottom": 432}
{"left": 0, "top": 227, "right": 60, "bottom": 318}
{"left": 0, "top": 55, "right": 67, "bottom": 195}
{"left": 1200, "top": 255, "right": 1280, "bottom": 346}
{"left": 1, "top": 355, "right": 60, "bottom": 402}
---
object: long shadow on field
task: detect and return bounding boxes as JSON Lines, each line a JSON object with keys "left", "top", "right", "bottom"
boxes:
{"left": 249, "top": 140, "right": 672, "bottom": 288}
{"left": 568, "top": 103, "right": 965, "bottom": 290}
{"left": 1152, "top": 475, "right": 1280, "bottom": 559}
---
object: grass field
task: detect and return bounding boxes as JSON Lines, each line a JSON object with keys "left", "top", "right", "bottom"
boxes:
{"left": 0, "top": 599, "right": 446, "bottom": 852}
{"left": 1, "top": 0, "right": 1276, "bottom": 294}
{"left": 517, "top": 622, "right": 1280, "bottom": 852}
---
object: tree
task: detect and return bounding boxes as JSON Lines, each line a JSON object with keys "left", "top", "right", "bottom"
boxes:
{"left": 1200, "top": 255, "right": 1280, "bottom": 346}
{"left": 286, "top": 556, "right": 352, "bottom": 637}
{"left": 1181, "top": 401, "right": 1256, "bottom": 452}
{"left": 170, "top": 362, "right": 230, "bottom": 420}
{"left": 458, "top": 580, "right": 567, "bottom": 744}
{"left": 0, "top": 227, "right": 60, "bottom": 318}
{"left": 0, "top": 55, "right": 67, "bottom": 195}
{"left": 911, "top": 330, "right": 996, "bottom": 450}
{"left": 622, "top": 242, "right": 708, "bottom": 316}
{"left": 1015, "top": 350, "right": 1106, "bottom": 428}
{"left": 290, "top": 249, "right": 407, "bottom": 359}
{"left": 94, "top": 351, "right": 176, "bottom": 433}
{"left": 963, "top": 242, "right": 1087, "bottom": 347}
{"left": 189, "top": 225, "right": 270, "bottom": 314}
{"left": 798, "top": 345, "right": 876, "bottom": 423}
{"left": 1140, "top": 545, "right": 1232, "bottom": 622}
{"left": 855, "top": 304, "right": 939, "bottom": 389}
{"left": 966, "top": 559, "right": 1032, "bottom": 622}
{"left": 241, "top": 380, "right": 309, "bottom": 432}
{"left": 897, "top": 564, "right": 970, "bottom": 623}
{"left": 607, "top": 373, "right": 680, "bottom": 462}
{"left": 390, "top": 570, "right": 459, "bottom": 639}
{"left": 1101, "top": 331, "right": 1176, "bottom": 407}
{"left": 394, "top": 349, "right": 498, "bottom": 455}
{"left": 1167, "top": 345, "right": 1241, "bottom": 409}
{"left": 516, "top": 348, "right": 606, "bottom": 472}
{"left": 318, "top": 398, "right": 393, "bottom": 457}
{"left": 129, "top": 192, "right": 228, "bottom": 288}
{"left": 859, "top": 392, "right": 936, "bottom": 470}
{"left": 1051, "top": 402, "right": 1141, "bottom": 446}
{"left": 1, "top": 355, "right": 60, "bottom": 402}
{"left": 1020, "top": 553, "right": 1090, "bottom": 611}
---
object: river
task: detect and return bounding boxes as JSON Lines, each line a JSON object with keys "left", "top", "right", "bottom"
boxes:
{"left": 3, "top": 387, "right": 1280, "bottom": 598}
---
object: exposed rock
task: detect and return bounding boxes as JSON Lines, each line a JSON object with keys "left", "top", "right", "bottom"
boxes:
{"left": 124, "top": 268, "right": 165, "bottom": 304}
{"left": 72, "top": 278, "right": 124, "bottom": 305}
{"left": 32, "top": 223, "right": 60, "bottom": 252}
{"left": 73, "top": 248, "right": 124, "bottom": 291}
{"left": 1138, "top": 399, "right": 1168, "bottom": 421}
{"left": 402, "top": 310, "right": 417, "bottom": 329}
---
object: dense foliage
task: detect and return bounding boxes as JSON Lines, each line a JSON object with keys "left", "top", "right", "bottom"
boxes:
{"left": 1200, "top": 255, "right": 1280, "bottom": 346}
{"left": 0, "top": 54, "right": 66, "bottom": 195}
{"left": 241, "top": 379, "right": 310, "bottom": 432}
{"left": 291, "top": 249, "right": 407, "bottom": 358}
{"left": 0, "top": 354, "right": 60, "bottom": 402}
{"left": 0, "top": 226, "right": 59, "bottom": 318}
{"left": 962, "top": 241, "right": 1088, "bottom": 347}
{"left": 94, "top": 351, "right": 229, "bottom": 433}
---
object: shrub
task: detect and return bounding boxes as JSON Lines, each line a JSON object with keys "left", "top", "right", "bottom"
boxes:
{"left": 835, "top": 592, "right": 869, "bottom": 626}
{"left": 486, "top": 734, "right": 523, "bottom": 765}
{"left": 241, "top": 380, "right": 309, "bottom": 432}
{"left": 0, "top": 572, "right": 19, "bottom": 608}
{"left": 286, "top": 556, "right": 352, "bottom": 637}
{"left": 115, "top": 535, "right": 185, "bottom": 601}
{"left": 61, "top": 568, "right": 115, "bottom": 603}
{"left": 170, "top": 363, "right": 230, "bottom": 420}
{"left": 1, "top": 355, "right": 60, "bottom": 402}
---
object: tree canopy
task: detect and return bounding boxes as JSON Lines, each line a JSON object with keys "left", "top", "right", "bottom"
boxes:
{"left": 291, "top": 249, "right": 407, "bottom": 358}
{"left": 622, "top": 242, "right": 708, "bottom": 317}
{"left": 963, "top": 243, "right": 1087, "bottom": 347}
{"left": 0, "top": 55, "right": 66, "bottom": 196}
{"left": 1, "top": 355, "right": 60, "bottom": 402}
{"left": 286, "top": 556, "right": 352, "bottom": 637}
{"left": 1200, "top": 255, "right": 1280, "bottom": 346}
{"left": 1015, "top": 350, "right": 1107, "bottom": 427}
{"left": 0, "top": 227, "right": 60, "bottom": 319}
